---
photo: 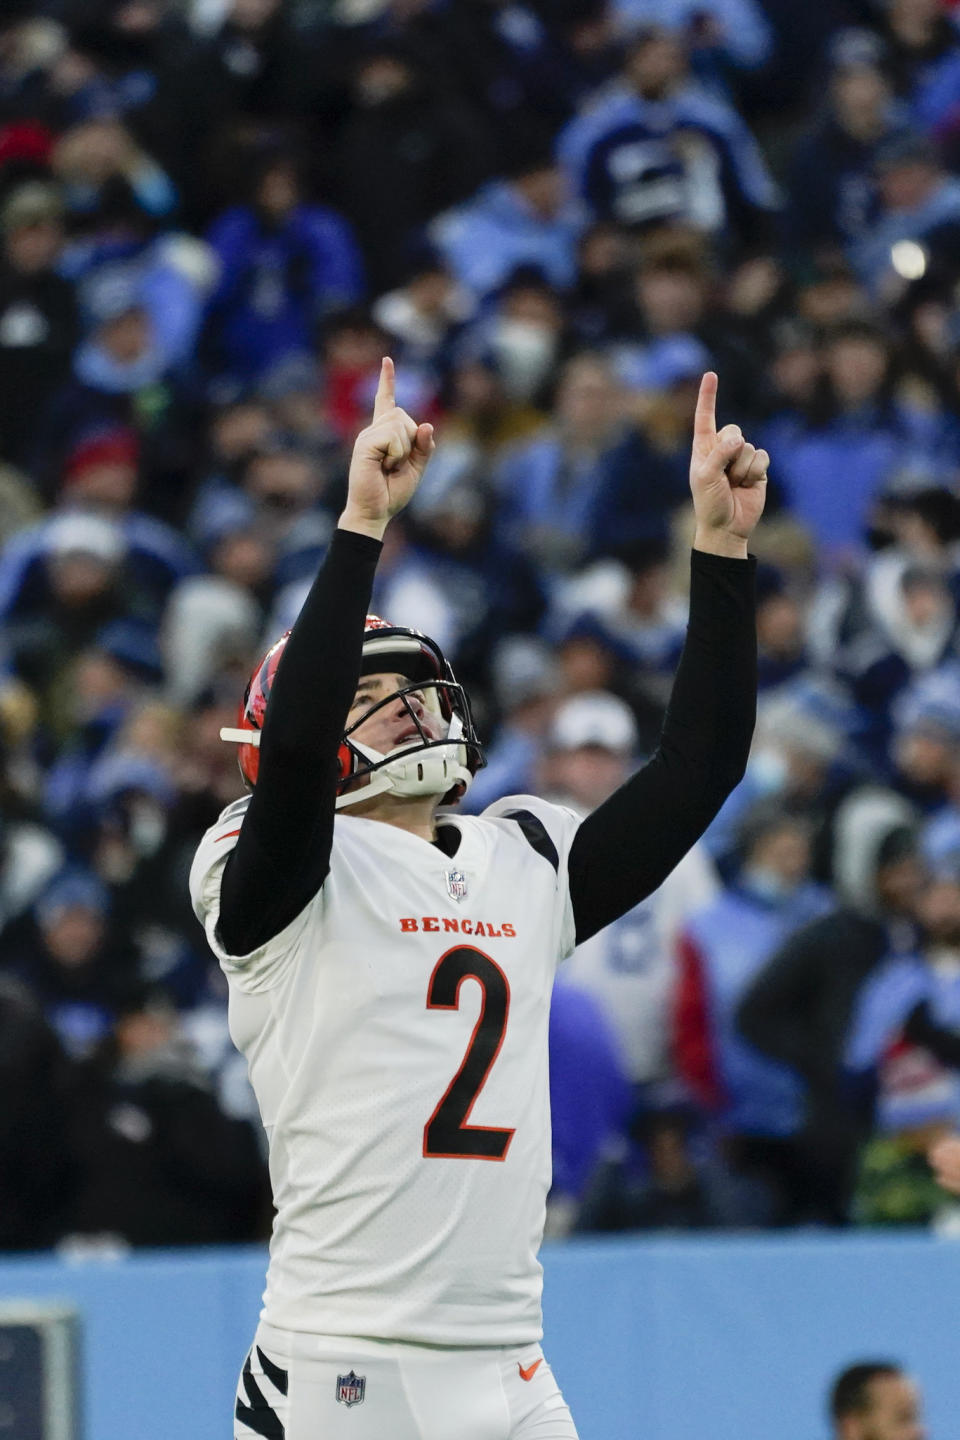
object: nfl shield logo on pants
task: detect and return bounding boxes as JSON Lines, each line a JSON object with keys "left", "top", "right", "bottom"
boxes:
{"left": 336, "top": 1370, "right": 366, "bottom": 1407}
{"left": 444, "top": 868, "right": 468, "bottom": 902}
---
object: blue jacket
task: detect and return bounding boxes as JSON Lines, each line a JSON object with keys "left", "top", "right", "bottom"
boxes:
{"left": 431, "top": 182, "right": 582, "bottom": 300}
{"left": 759, "top": 406, "right": 957, "bottom": 555}
{"left": 682, "top": 882, "right": 833, "bottom": 1137}
{"left": 557, "top": 81, "right": 777, "bottom": 228}
{"left": 852, "top": 178, "right": 960, "bottom": 292}
{"left": 494, "top": 432, "right": 609, "bottom": 571}
{"left": 549, "top": 977, "right": 632, "bottom": 1199}
{"left": 207, "top": 205, "right": 364, "bottom": 378}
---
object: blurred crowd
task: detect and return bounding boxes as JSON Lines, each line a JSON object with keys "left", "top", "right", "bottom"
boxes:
{"left": 4, "top": 0, "right": 960, "bottom": 1251}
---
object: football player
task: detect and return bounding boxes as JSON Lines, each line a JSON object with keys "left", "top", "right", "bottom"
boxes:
{"left": 191, "top": 356, "right": 767, "bottom": 1440}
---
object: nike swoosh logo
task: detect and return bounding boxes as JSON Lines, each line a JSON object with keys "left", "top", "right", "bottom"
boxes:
{"left": 518, "top": 1360, "right": 542, "bottom": 1382}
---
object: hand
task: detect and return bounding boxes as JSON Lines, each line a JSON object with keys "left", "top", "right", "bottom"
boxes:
{"left": 338, "top": 357, "right": 435, "bottom": 542}
{"left": 929, "top": 1134, "right": 960, "bottom": 1194}
{"left": 689, "top": 372, "right": 767, "bottom": 558}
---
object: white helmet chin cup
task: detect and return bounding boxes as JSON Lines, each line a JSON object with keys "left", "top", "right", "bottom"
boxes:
{"left": 335, "top": 739, "right": 472, "bottom": 810}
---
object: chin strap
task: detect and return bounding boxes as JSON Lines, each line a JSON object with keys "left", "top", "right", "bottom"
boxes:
{"left": 220, "top": 727, "right": 475, "bottom": 810}
{"left": 335, "top": 739, "right": 473, "bottom": 810}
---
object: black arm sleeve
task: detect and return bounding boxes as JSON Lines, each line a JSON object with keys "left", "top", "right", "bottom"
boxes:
{"left": 569, "top": 549, "right": 756, "bottom": 944}
{"left": 217, "top": 528, "right": 381, "bottom": 955}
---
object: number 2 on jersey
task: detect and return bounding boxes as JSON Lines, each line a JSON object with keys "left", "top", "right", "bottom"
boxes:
{"left": 423, "top": 946, "right": 515, "bottom": 1161}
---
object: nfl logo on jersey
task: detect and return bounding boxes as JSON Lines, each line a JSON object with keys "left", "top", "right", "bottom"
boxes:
{"left": 336, "top": 1370, "right": 366, "bottom": 1407}
{"left": 444, "top": 869, "right": 468, "bottom": 902}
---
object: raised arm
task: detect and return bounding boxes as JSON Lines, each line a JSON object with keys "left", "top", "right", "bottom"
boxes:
{"left": 569, "top": 374, "right": 767, "bottom": 943}
{"left": 218, "top": 359, "right": 434, "bottom": 955}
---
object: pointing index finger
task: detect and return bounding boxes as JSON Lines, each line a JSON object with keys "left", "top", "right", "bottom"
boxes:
{"left": 694, "top": 371, "right": 718, "bottom": 441}
{"left": 373, "top": 356, "right": 395, "bottom": 421}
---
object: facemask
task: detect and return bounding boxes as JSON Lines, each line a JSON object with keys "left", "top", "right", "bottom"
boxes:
{"left": 748, "top": 746, "right": 789, "bottom": 797}
{"left": 490, "top": 320, "right": 557, "bottom": 400}
{"left": 741, "top": 865, "right": 799, "bottom": 906}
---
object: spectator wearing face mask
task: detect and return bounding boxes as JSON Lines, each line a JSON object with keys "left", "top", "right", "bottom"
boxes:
{"left": 703, "top": 681, "right": 856, "bottom": 881}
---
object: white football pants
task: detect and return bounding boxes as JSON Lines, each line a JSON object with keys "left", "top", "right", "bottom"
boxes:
{"left": 234, "top": 1323, "right": 580, "bottom": 1440}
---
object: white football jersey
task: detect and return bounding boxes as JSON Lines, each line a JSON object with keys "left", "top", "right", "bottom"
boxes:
{"left": 190, "top": 793, "right": 580, "bottom": 1347}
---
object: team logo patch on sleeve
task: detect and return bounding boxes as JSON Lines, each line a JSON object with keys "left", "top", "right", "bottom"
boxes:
{"left": 336, "top": 1371, "right": 366, "bottom": 1407}
{"left": 444, "top": 869, "right": 468, "bottom": 902}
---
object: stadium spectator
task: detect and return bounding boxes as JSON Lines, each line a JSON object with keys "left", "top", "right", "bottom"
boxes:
{"left": 845, "top": 873, "right": 960, "bottom": 1225}
{"left": 760, "top": 320, "right": 952, "bottom": 558}
{"left": 889, "top": 667, "right": 960, "bottom": 811}
{"left": 575, "top": 1098, "right": 759, "bottom": 1231}
{"left": 36, "top": 271, "right": 193, "bottom": 502}
{"left": 547, "top": 691, "right": 719, "bottom": 1092}
{"left": 550, "top": 537, "right": 689, "bottom": 744}
{"left": 737, "top": 787, "right": 925, "bottom": 1222}
{"left": 494, "top": 351, "right": 624, "bottom": 579}
{"left": 674, "top": 806, "right": 832, "bottom": 1221}
{"left": 205, "top": 147, "right": 363, "bottom": 383}
{"left": 879, "top": 0, "right": 960, "bottom": 136}
{"left": 852, "top": 131, "right": 960, "bottom": 295}
{"left": 460, "top": 636, "right": 561, "bottom": 813}
{"left": 783, "top": 29, "right": 909, "bottom": 260}
{"left": 61, "top": 988, "right": 269, "bottom": 1246}
{"left": 335, "top": 40, "right": 495, "bottom": 295}
{"left": 431, "top": 129, "right": 582, "bottom": 303}
{"left": 0, "top": 179, "right": 78, "bottom": 467}
{"left": 2, "top": 867, "right": 143, "bottom": 1061}
{"left": 703, "top": 680, "right": 857, "bottom": 881}
{"left": 371, "top": 246, "right": 475, "bottom": 381}
{"left": 557, "top": 25, "right": 778, "bottom": 239}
